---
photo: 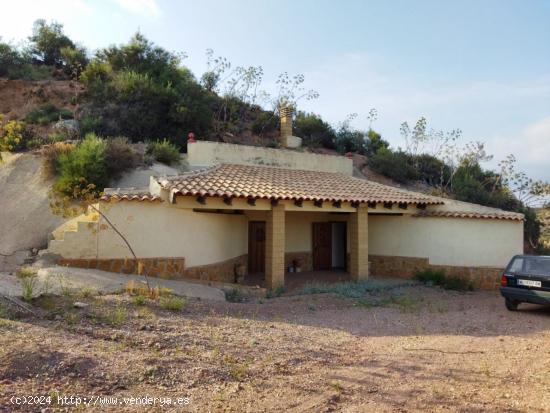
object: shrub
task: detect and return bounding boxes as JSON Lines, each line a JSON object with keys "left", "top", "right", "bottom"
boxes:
{"left": 16, "top": 268, "right": 38, "bottom": 302}
{"left": 25, "top": 103, "right": 73, "bottom": 125}
{"left": 0, "top": 119, "right": 27, "bottom": 152}
{"left": 265, "top": 285, "right": 285, "bottom": 298}
{"left": 146, "top": 139, "right": 180, "bottom": 165}
{"left": 102, "top": 306, "right": 127, "bottom": 326}
{"left": 252, "top": 112, "right": 279, "bottom": 135}
{"left": 8, "top": 64, "right": 52, "bottom": 80}
{"left": 79, "top": 115, "right": 103, "bottom": 136}
{"left": 81, "top": 33, "right": 213, "bottom": 142}
{"left": 364, "top": 129, "right": 389, "bottom": 156}
{"left": 105, "top": 137, "right": 141, "bottom": 178}
{"left": 131, "top": 295, "right": 146, "bottom": 306}
{"left": 225, "top": 288, "right": 245, "bottom": 303}
{"left": 368, "top": 148, "right": 419, "bottom": 183}
{"left": 29, "top": 19, "right": 76, "bottom": 67}
{"left": 54, "top": 133, "right": 108, "bottom": 195}
{"left": 159, "top": 297, "right": 186, "bottom": 311}
{"left": 294, "top": 111, "right": 337, "bottom": 149}
{"left": 335, "top": 127, "right": 367, "bottom": 154}
{"left": 414, "top": 269, "right": 474, "bottom": 291}
{"left": 41, "top": 141, "right": 74, "bottom": 178}
{"left": 442, "top": 276, "right": 474, "bottom": 292}
{"left": 414, "top": 269, "right": 445, "bottom": 285}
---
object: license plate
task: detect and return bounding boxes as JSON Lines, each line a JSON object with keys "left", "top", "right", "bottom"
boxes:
{"left": 517, "top": 279, "right": 542, "bottom": 288}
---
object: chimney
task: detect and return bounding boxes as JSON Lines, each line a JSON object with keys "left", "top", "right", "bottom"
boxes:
{"left": 279, "top": 105, "right": 293, "bottom": 141}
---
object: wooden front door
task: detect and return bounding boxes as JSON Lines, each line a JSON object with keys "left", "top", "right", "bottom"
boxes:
{"left": 312, "top": 222, "right": 332, "bottom": 270}
{"left": 248, "top": 221, "right": 266, "bottom": 274}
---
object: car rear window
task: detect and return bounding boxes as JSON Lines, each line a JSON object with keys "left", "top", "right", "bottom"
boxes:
{"left": 524, "top": 257, "right": 550, "bottom": 275}
{"left": 508, "top": 257, "right": 524, "bottom": 273}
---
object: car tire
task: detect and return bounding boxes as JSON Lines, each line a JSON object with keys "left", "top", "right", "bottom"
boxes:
{"left": 505, "top": 298, "right": 519, "bottom": 311}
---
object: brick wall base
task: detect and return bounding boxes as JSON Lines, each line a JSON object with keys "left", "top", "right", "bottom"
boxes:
{"left": 57, "top": 257, "right": 186, "bottom": 279}
{"left": 184, "top": 255, "right": 248, "bottom": 283}
{"left": 369, "top": 255, "right": 504, "bottom": 290}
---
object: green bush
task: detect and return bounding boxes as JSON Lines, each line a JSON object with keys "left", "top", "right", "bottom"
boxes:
{"left": 25, "top": 104, "right": 73, "bottom": 125}
{"left": 266, "top": 285, "right": 285, "bottom": 299}
{"left": 0, "top": 41, "right": 53, "bottom": 80}
{"left": 105, "top": 137, "right": 141, "bottom": 178}
{"left": 146, "top": 139, "right": 180, "bottom": 165}
{"left": 160, "top": 297, "right": 186, "bottom": 311}
{"left": 29, "top": 19, "right": 76, "bottom": 67}
{"left": 41, "top": 142, "right": 74, "bottom": 178}
{"left": 294, "top": 111, "right": 337, "bottom": 149}
{"left": 414, "top": 269, "right": 474, "bottom": 291}
{"left": 252, "top": 111, "right": 279, "bottom": 135}
{"left": 335, "top": 127, "right": 366, "bottom": 154}
{"left": 364, "top": 129, "right": 389, "bottom": 156}
{"left": 79, "top": 115, "right": 103, "bottom": 136}
{"left": 368, "top": 148, "right": 419, "bottom": 183}
{"left": 414, "top": 269, "right": 446, "bottom": 285}
{"left": 54, "top": 133, "right": 108, "bottom": 195}
{"left": 81, "top": 33, "right": 213, "bottom": 143}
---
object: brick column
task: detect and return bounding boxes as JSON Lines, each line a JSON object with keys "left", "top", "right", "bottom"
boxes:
{"left": 265, "top": 204, "right": 285, "bottom": 289}
{"left": 350, "top": 204, "right": 369, "bottom": 280}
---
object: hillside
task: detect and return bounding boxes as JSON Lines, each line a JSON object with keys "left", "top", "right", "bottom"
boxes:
{"left": 0, "top": 79, "right": 82, "bottom": 138}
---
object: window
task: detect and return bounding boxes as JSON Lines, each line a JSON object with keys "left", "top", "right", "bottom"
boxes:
{"left": 508, "top": 257, "right": 524, "bottom": 273}
{"left": 524, "top": 257, "right": 550, "bottom": 275}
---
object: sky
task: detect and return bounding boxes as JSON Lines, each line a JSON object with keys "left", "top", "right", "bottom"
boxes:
{"left": 1, "top": 0, "right": 549, "bottom": 181}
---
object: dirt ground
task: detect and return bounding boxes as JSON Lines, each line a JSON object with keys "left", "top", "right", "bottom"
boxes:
{"left": 0, "top": 285, "right": 548, "bottom": 412}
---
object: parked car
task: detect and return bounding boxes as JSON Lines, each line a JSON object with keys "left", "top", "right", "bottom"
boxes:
{"left": 500, "top": 255, "right": 550, "bottom": 311}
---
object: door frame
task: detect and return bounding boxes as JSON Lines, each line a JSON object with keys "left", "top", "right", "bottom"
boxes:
{"left": 312, "top": 221, "right": 347, "bottom": 271}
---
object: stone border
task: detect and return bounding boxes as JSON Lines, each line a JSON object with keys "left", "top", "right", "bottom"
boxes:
{"left": 368, "top": 254, "right": 503, "bottom": 290}
{"left": 57, "top": 257, "right": 186, "bottom": 279}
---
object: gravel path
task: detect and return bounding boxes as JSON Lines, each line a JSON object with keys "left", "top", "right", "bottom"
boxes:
{"left": 0, "top": 286, "right": 548, "bottom": 412}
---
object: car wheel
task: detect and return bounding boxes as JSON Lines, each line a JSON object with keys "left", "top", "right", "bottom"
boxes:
{"left": 505, "top": 298, "right": 519, "bottom": 311}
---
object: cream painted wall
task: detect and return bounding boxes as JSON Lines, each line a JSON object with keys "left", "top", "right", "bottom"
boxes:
{"left": 187, "top": 141, "right": 353, "bottom": 175}
{"left": 50, "top": 202, "right": 248, "bottom": 267}
{"left": 368, "top": 214, "right": 523, "bottom": 267}
{"left": 285, "top": 211, "right": 349, "bottom": 252}
{"left": 49, "top": 202, "right": 523, "bottom": 269}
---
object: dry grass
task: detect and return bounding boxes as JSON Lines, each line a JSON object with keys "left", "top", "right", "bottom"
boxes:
{"left": 0, "top": 286, "right": 547, "bottom": 412}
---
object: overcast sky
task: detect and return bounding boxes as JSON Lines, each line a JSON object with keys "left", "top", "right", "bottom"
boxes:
{"left": 1, "top": 0, "right": 549, "bottom": 181}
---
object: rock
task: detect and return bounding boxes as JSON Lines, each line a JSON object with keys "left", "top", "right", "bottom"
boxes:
{"left": 53, "top": 119, "right": 79, "bottom": 138}
{"left": 73, "top": 301, "right": 89, "bottom": 309}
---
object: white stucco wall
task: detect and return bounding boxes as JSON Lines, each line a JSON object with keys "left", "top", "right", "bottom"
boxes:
{"left": 50, "top": 202, "right": 248, "bottom": 267}
{"left": 187, "top": 141, "right": 353, "bottom": 175}
{"left": 368, "top": 214, "right": 523, "bottom": 267}
{"left": 49, "top": 202, "right": 523, "bottom": 269}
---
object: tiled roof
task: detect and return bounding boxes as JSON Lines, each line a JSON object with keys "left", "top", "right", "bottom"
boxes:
{"left": 100, "top": 192, "right": 163, "bottom": 203}
{"left": 413, "top": 210, "right": 524, "bottom": 221}
{"left": 156, "top": 164, "right": 442, "bottom": 205}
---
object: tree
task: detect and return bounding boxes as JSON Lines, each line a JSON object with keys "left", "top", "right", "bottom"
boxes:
{"left": 28, "top": 19, "right": 75, "bottom": 66}
{"left": 80, "top": 33, "right": 212, "bottom": 144}
{"left": 294, "top": 112, "right": 337, "bottom": 149}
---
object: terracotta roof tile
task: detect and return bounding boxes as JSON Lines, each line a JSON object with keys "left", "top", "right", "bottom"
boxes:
{"left": 156, "top": 164, "right": 442, "bottom": 205}
{"left": 413, "top": 210, "right": 524, "bottom": 221}
{"left": 100, "top": 193, "right": 163, "bottom": 203}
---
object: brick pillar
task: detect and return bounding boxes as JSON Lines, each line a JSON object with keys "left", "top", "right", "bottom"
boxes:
{"left": 279, "top": 106, "right": 293, "bottom": 146}
{"left": 350, "top": 204, "right": 369, "bottom": 280}
{"left": 265, "top": 204, "right": 285, "bottom": 289}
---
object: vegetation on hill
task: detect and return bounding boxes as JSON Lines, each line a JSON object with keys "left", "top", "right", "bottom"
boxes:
{"left": 1, "top": 19, "right": 549, "bottom": 251}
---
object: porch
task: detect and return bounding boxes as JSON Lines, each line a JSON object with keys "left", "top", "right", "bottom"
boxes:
{"left": 243, "top": 269, "right": 352, "bottom": 292}
{"left": 245, "top": 204, "right": 370, "bottom": 289}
